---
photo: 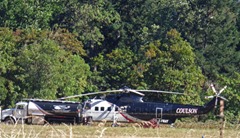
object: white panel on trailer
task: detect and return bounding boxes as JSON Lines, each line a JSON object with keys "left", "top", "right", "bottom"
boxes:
{"left": 28, "top": 101, "right": 45, "bottom": 116}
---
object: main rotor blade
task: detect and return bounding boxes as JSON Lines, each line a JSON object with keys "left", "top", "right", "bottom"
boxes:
{"left": 124, "top": 89, "right": 145, "bottom": 96}
{"left": 137, "top": 90, "right": 183, "bottom": 95}
{"left": 59, "top": 90, "right": 123, "bottom": 100}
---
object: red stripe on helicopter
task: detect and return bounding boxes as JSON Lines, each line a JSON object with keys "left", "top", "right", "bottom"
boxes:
{"left": 119, "top": 112, "right": 134, "bottom": 123}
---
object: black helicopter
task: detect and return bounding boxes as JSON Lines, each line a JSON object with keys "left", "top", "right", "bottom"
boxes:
{"left": 60, "top": 84, "right": 227, "bottom": 125}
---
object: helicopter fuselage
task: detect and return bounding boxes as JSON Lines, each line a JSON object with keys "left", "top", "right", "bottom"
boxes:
{"left": 82, "top": 94, "right": 217, "bottom": 124}
{"left": 118, "top": 100, "right": 215, "bottom": 124}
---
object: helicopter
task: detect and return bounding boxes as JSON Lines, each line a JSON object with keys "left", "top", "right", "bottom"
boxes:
{"left": 59, "top": 84, "right": 227, "bottom": 126}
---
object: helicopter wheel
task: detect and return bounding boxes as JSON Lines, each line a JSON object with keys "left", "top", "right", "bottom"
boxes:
{"left": 87, "top": 117, "right": 93, "bottom": 126}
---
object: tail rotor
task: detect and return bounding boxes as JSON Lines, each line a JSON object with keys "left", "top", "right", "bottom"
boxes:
{"left": 206, "top": 84, "right": 228, "bottom": 109}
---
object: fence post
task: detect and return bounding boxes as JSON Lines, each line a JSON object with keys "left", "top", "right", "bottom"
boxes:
{"left": 219, "top": 99, "right": 224, "bottom": 138}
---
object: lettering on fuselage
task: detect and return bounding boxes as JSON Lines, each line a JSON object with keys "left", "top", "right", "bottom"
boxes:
{"left": 160, "top": 119, "right": 169, "bottom": 123}
{"left": 176, "top": 108, "right": 198, "bottom": 114}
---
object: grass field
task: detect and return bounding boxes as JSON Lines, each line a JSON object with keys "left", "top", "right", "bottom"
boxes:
{"left": 0, "top": 121, "right": 239, "bottom": 138}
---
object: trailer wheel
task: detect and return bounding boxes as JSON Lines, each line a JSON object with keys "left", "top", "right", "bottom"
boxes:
{"left": 4, "top": 118, "right": 15, "bottom": 125}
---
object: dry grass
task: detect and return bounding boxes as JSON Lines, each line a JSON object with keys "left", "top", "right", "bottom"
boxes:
{"left": 0, "top": 121, "right": 239, "bottom": 138}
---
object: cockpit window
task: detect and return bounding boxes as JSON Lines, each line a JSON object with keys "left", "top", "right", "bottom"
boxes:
{"left": 77, "top": 104, "right": 82, "bottom": 110}
{"left": 16, "top": 105, "right": 25, "bottom": 109}
{"left": 84, "top": 102, "right": 91, "bottom": 109}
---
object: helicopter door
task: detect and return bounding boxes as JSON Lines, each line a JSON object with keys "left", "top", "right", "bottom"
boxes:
{"left": 155, "top": 108, "right": 163, "bottom": 123}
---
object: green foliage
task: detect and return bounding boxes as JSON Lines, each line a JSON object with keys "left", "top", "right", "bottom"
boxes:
{"left": 56, "top": 54, "right": 91, "bottom": 98}
{"left": 0, "top": 28, "right": 19, "bottom": 107}
{"left": 138, "top": 30, "right": 205, "bottom": 104}
{"left": 48, "top": 29, "right": 86, "bottom": 56}
{"left": 92, "top": 47, "right": 139, "bottom": 89}
{"left": 0, "top": 0, "right": 58, "bottom": 29}
{"left": 17, "top": 40, "right": 62, "bottom": 99}
{"left": 15, "top": 29, "right": 91, "bottom": 100}
{"left": 179, "top": 0, "right": 240, "bottom": 81}
{"left": 0, "top": 28, "right": 92, "bottom": 107}
{"left": 0, "top": 0, "right": 239, "bottom": 122}
{"left": 0, "top": 28, "right": 16, "bottom": 74}
{"left": 216, "top": 73, "right": 240, "bottom": 122}
{"left": 53, "top": 0, "right": 121, "bottom": 58}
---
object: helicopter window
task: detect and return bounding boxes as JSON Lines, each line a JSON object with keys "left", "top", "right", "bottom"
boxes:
{"left": 95, "top": 107, "right": 99, "bottom": 111}
{"left": 100, "top": 107, "right": 104, "bottom": 111}
{"left": 84, "top": 103, "right": 91, "bottom": 109}
{"left": 107, "top": 107, "right": 111, "bottom": 111}
{"left": 115, "top": 107, "right": 118, "bottom": 111}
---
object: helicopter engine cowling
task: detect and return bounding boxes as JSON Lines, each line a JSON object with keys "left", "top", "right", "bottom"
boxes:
{"left": 105, "top": 93, "right": 144, "bottom": 106}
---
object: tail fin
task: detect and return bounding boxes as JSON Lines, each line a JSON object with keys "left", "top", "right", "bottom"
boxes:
{"left": 200, "top": 97, "right": 217, "bottom": 114}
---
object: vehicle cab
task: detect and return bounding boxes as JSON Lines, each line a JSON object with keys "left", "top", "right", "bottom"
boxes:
{"left": 1, "top": 101, "right": 28, "bottom": 124}
{"left": 14, "top": 102, "right": 28, "bottom": 120}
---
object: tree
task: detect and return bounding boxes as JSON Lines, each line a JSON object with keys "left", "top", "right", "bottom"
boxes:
{"left": 213, "top": 73, "right": 240, "bottom": 122}
{"left": 0, "top": 28, "right": 92, "bottom": 107}
{"left": 92, "top": 30, "right": 205, "bottom": 105}
{"left": 92, "top": 47, "right": 138, "bottom": 90}
{"left": 0, "top": 0, "right": 59, "bottom": 29}
{"left": 56, "top": 54, "right": 91, "bottom": 98}
{"left": 178, "top": 0, "right": 240, "bottom": 81}
{"left": 52, "top": 0, "right": 121, "bottom": 58}
{"left": 0, "top": 28, "right": 19, "bottom": 107}
{"left": 15, "top": 29, "right": 92, "bottom": 99}
{"left": 48, "top": 28, "right": 86, "bottom": 56}
{"left": 17, "top": 40, "right": 63, "bottom": 99}
{"left": 138, "top": 30, "right": 205, "bottom": 104}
